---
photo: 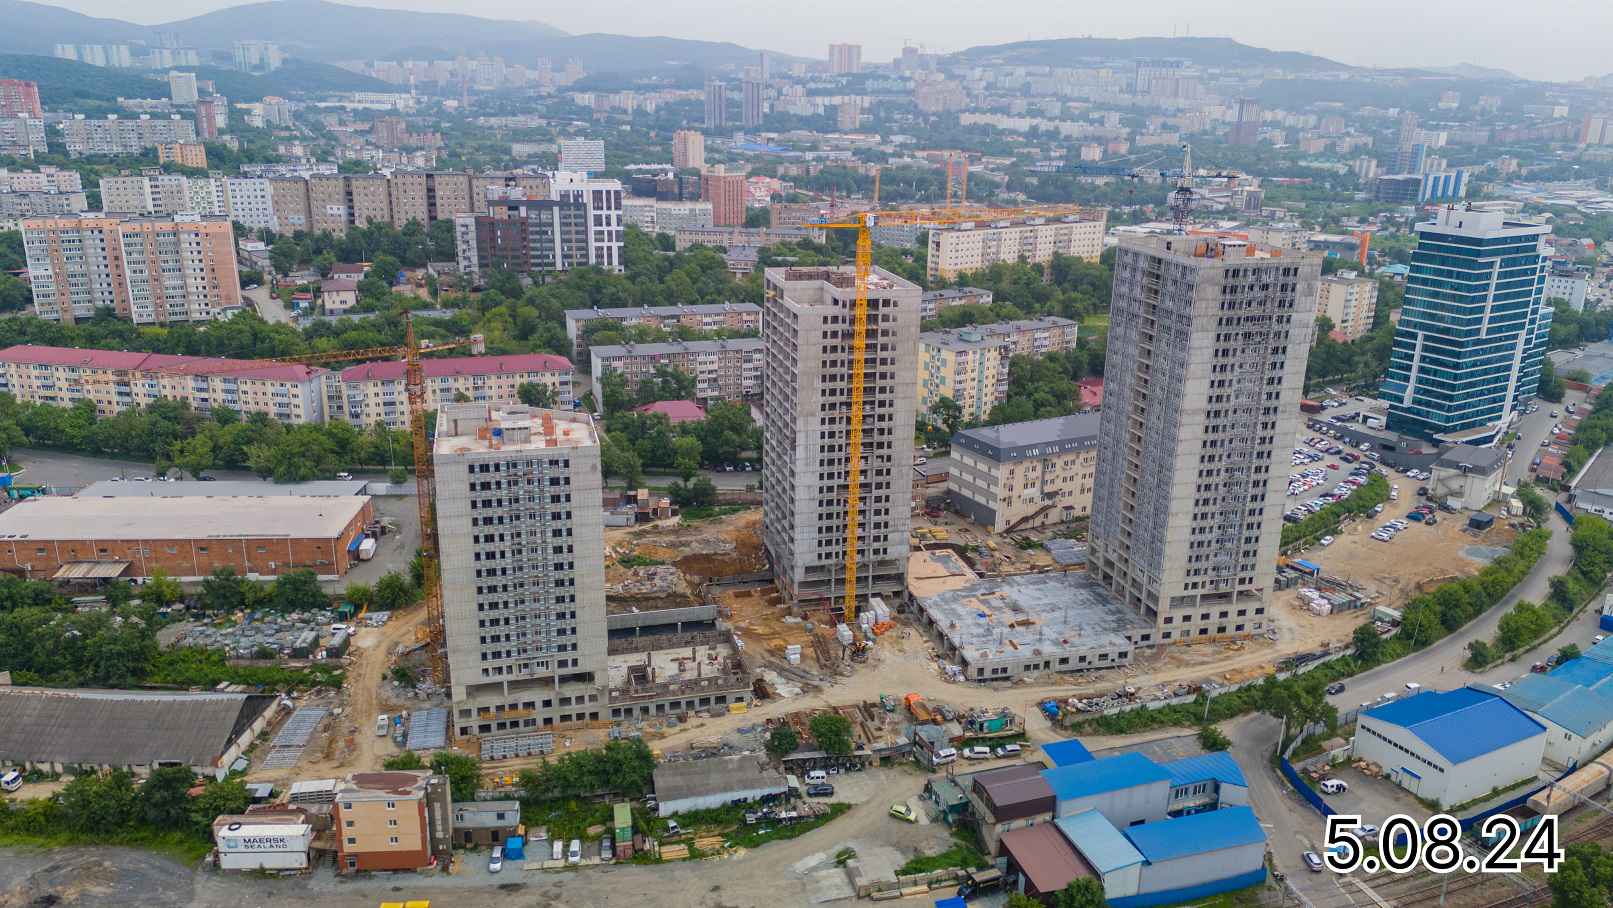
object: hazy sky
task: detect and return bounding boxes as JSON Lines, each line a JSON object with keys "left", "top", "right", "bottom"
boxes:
{"left": 60, "top": 0, "right": 1609, "bottom": 83}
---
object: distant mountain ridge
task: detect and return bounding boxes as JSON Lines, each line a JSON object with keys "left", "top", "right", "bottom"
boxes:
{"left": 950, "top": 36, "right": 1353, "bottom": 71}
{"left": 0, "top": 53, "right": 389, "bottom": 104}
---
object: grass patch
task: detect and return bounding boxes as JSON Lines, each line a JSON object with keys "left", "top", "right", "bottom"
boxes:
{"left": 616, "top": 554, "right": 666, "bottom": 568}
{"left": 520, "top": 798, "right": 615, "bottom": 843}
{"left": 0, "top": 828, "right": 213, "bottom": 864}
{"left": 726, "top": 802, "right": 851, "bottom": 848}
{"left": 679, "top": 504, "right": 749, "bottom": 522}
{"left": 896, "top": 826, "right": 988, "bottom": 875}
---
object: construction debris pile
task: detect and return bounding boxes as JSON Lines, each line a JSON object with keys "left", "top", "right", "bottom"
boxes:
{"left": 606, "top": 565, "right": 692, "bottom": 599}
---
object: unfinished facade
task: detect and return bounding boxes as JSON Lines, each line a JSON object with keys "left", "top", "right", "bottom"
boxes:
{"left": 1089, "top": 236, "right": 1320, "bottom": 645}
{"left": 760, "top": 266, "right": 920, "bottom": 609}
{"left": 433, "top": 405, "right": 608, "bottom": 741}
{"left": 605, "top": 631, "right": 753, "bottom": 721}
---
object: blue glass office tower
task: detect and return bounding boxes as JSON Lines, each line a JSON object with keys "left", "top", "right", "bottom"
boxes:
{"left": 1381, "top": 207, "right": 1550, "bottom": 444}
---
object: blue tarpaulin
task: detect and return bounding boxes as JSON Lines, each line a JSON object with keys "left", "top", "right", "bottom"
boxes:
{"left": 347, "top": 536, "right": 362, "bottom": 553}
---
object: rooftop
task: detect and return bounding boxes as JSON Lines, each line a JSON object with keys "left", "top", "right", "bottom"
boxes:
{"left": 79, "top": 480, "right": 367, "bottom": 498}
{"left": 340, "top": 771, "right": 432, "bottom": 798}
{"left": 634, "top": 400, "right": 707, "bottom": 423}
{"left": 972, "top": 763, "right": 1054, "bottom": 819}
{"left": 1000, "top": 822, "right": 1096, "bottom": 894}
{"left": 435, "top": 404, "right": 598, "bottom": 455}
{"left": 1041, "top": 738, "right": 1095, "bottom": 768}
{"left": 1055, "top": 809, "right": 1144, "bottom": 874}
{"left": 340, "top": 352, "right": 571, "bottom": 382}
{"left": 915, "top": 572, "right": 1149, "bottom": 669}
{"left": 1123, "top": 805, "right": 1265, "bottom": 863}
{"left": 1041, "top": 752, "right": 1171, "bottom": 802}
{"left": 0, "top": 494, "right": 368, "bottom": 540}
{"left": 0, "top": 344, "right": 325, "bottom": 383}
{"left": 952, "top": 413, "right": 1102, "bottom": 463}
{"left": 0, "top": 685, "right": 274, "bottom": 768}
{"left": 905, "top": 549, "right": 978, "bottom": 599}
{"left": 652, "top": 754, "right": 786, "bottom": 804}
{"left": 1434, "top": 444, "right": 1507, "bottom": 476}
{"left": 588, "top": 338, "right": 763, "bottom": 358}
{"left": 1362, "top": 688, "right": 1545, "bottom": 764}
{"left": 1158, "top": 752, "right": 1248, "bottom": 790}
{"left": 1120, "top": 234, "right": 1313, "bottom": 263}
{"left": 922, "top": 287, "right": 992, "bottom": 300}
{"left": 565, "top": 303, "right": 760, "bottom": 320}
{"left": 763, "top": 265, "right": 918, "bottom": 307}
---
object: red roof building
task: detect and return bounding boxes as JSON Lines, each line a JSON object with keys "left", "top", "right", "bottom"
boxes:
{"left": 1077, "top": 377, "right": 1104, "bottom": 409}
{"left": 337, "top": 353, "right": 575, "bottom": 428}
{"left": 634, "top": 399, "right": 707, "bottom": 423}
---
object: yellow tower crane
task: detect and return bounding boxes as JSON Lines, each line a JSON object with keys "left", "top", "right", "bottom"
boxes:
{"left": 813, "top": 200, "right": 1098, "bottom": 623}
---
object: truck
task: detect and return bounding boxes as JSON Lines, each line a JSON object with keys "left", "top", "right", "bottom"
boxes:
{"left": 357, "top": 537, "right": 378, "bottom": 561}
{"left": 1363, "top": 415, "right": 1385, "bottom": 430}
{"left": 1300, "top": 399, "right": 1324, "bottom": 414}
{"left": 905, "top": 693, "right": 934, "bottom": 723}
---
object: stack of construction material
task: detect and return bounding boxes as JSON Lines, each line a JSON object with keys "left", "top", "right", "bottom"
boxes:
{"left": 784, "top": 643, "right": 802, "bottom": 665}
{"left": 835, "top": 623, "right": 854, "bottom": 646}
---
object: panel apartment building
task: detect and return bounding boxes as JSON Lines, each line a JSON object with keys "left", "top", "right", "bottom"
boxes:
{"left": 564, "top": 302, "right": 761, "bottom": 357}
{"left": 23, "top": 214, "right": 241, "bottom": 325}
{"left": 1381, "top": 207, "right": 1551, "bottom": 444}
{"left": 453, "top": 173, "right": 624, "bottom": 279}
{"left": 99, "top": 173, "right": 278, "bottom": 231}
{"left": 948, "top": 413, "right": 1101, "bottom": 532}
{"left": 58, "top": 114, "right": 197, "bottom": 158}
{"left": 1089, "top": 236, "right": 1320, "bottom": 645}
{"left": 760, "top": 266, "right": 920, "bottom": 607}
{"left": 588, "top": 338, "right": 761, "bottom": 406}
{"left": 335, "top": 353, "right": 573, "bottom": 429}
{"left": 917, "top": 317, "right": 1079, "bottom": 422}
{"left": 0, "top": 116, "right": 47, "bottom": 159}
{"left": 1316, "top": 271, "right": 1379, "bottom": 341}
{"left": 266, "top": 170, "right": 551, "bottom": 235}
{"left": 926, "top": 211, "right": 1108, "bottom": 282}
{"left": 432, "top": 405, "right": 609, "bottom": 741}
{"left": 0, "top": 345, "right": 330, "bottom": 423}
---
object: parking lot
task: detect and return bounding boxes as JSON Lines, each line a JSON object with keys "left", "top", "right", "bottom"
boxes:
{"left": 1314, "top": 763, "right": 1433, "bottom": 831}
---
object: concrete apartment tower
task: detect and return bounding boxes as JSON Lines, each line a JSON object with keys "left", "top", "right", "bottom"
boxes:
{"left": 761, "top": 266, "right": 921, "bottom": 609}
{"left": 1089, "top": 236, "right": 1321, "bottom": 645}
{"left": 433, "top": 404, "right": 608, "bottom": 745}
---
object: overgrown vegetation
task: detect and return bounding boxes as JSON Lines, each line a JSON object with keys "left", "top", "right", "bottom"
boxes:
{"left": 1467, "top": 516, "right": 1612, "bottom": 667}
{"left": 896, "top": 826, "right": 989, "bottom": 875}
{"left": 0, "top": 767, "right": 248, "bottom": 863}
{"left": 1281, "top": 472, "right": 1390, "bottom": 548}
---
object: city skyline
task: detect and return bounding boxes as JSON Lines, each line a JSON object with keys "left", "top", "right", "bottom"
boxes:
{"left": 40, "top": 0, "right": 1613, "bottom": 82}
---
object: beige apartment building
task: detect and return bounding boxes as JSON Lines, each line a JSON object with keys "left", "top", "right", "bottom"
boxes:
{"left": 926, "top": 211, "right": 1108, "bottom": 282}
{"left": 1316, "top": 271, "right": 1379, "bottom": 341}
{"left": 588, "top": 338, "right": 762, "bottom": 406}
{"left": 917, "top": 317, "right": 1078, "bottom": 423}
{"left": 563, "top": 302, "right": 761, "bottom": 356}
{"left": 671, "top": 129, "right": 705, "bottom": 169}
{"left": 0, "top": 345, "right": 329, "bottom": 423}
{"left": 267, "top": 171, "right": 553, "bottom": 237}
{"left": 155, "top": 142, "right": 207, "bottom": 168}
{"left": 336, "top": 353, "right": 573, "bottom": 429}
{"left": 23, "top": 214, "right": 241, "bottom": 325}
{"left": 332, "top": 771, "right": 452, "bottom": 873}
{"left": 948, "top": 413, "right": 1100, "bottom": 532}
{"left": 432, "top": 405, "right": 609, "bottom": 744}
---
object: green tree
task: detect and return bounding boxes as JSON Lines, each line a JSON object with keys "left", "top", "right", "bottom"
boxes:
{"left": 1352, "top": 622, "right": 1385, "bottom": 664}
{"left": 201, "top": 567, "right": 250, "bottom": 613}
{"left": 388, "top": 466, "right": 408, "bottom": 485}
{"left": 600, "top": 369, "right": 630, "bottom": 416}
{"left": 431, "top": 751, "right": 482, "bottom": 802}
{"left": 1551, "top": 843, "right": 1613, "bottom": 908}
{"left": 269, "top": 238, "right": 298, "bottom": 276}
{"left": 143, "top": 570, "right": 184, "bottom": 609}
{"left": 384, "top": 751, "right": 425, "bottom": 770}
{"left": 809, "top": 712, "right": 854, "bottom": 756}
{"left": 374, "top": 571, "right": 417, "bottom": 611}
{"left": 1517, "top": 482, "right": 1550, "bottom": 524}
{"left": 766, "top": 724, "right": 800, "bottom": 759}
{"left": 271, "top": 569, "right": 328, "bottom": 612}
{"left": 1540, "top": 358, "right": 1567, "bottom": 403}
{"left": 1052, "top": 878, "right": 1107, "bottom": 908}
{"left": 141, "top": 765, "right": 197, "bottom": 829}
{"left": 672, "top": 435, "right": 703, "bottom": 481}
{"left": 1561, "top": 643, "right": 1583, "bottom": 664}
{"left": 170, "top": 433, "right": 215, "bottom": 480}
{"left": 190, "top": 777, "right": 250, "bottom": 830}
{"left": 518, "top": 381, "right": 557, "bottom": 407}
{"left": 344, "top": 582, "right": 374, "bottom": 610}
{"left": 1197, "top": 725, "right": 1231, "bottom": 752}
{"left": 668, "top": 476, "right": 717, "bottom": 509}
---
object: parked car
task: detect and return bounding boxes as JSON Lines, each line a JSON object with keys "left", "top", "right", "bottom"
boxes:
{"left": 600, "top": 835, "right": 613, "bottom": 862}
{"left": 806, "top": 783, "right": 835, "bottom": 797}
{"left": 1319, "top": 779, "right": 1349, "bottom": 795}
{"left": 336, "top": 471, "right": 354, "bottom": 481}
{"left": 889, "top": 802, "right": 917, "bottom": 822}
{"left": 1304, "top": 851, "right": 1325, "bottom": 872}
{"left": 552, "top": 838, "right": 565, "bottom": 861}
{"left": 489, "top": 845, "right": 504, "bottom": 873}
{"left": 1320, "top": 535, "right": 1335, "bottom": 547}
{"left": 567, "top": 838, "right": 582, "bottom": 864}
{"left": 664, "top": 819, "right": 682, "bottom": 836}
{"left": 962, "top": 746, "right": 992, "bottom": 760}
{"left": 1, "top": 770, "right": 21, "bottom": 792}
{"left": 993, "top": 744, "right": 1022, "bottom": 758}
{"left": 1325, "top": 682, "right": 1345, "bottom": 695}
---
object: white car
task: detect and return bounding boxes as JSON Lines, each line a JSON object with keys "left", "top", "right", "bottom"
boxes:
{"left": 962, "top": 746, "right": 992, "bottom": 760}
{"left": 1320, "top": 536, "right": 1335, "bottom": 546}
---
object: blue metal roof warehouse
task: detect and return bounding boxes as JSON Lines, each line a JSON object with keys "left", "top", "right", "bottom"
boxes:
{"left": 1042, "top": 738, "right": 1095, "bottom": 767}
{"left": 1362, "top": 688, "right": 1545, "bottom": 764}
{"left": 1354, "top": 687, "right": 1547, "bottom": 809}
{"left": 1123, "top": 805, "right": 1265, "bottom": 863}
{"left": 1042, "top": 751, "right": 1170, "bottom": 801}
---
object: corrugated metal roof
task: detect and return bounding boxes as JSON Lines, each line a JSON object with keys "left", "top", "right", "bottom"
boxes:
{"left": 1055, "top": 809, "right": 1143, "bottom": 873}
{"left": 51, "top": 560, "right": 130, "bottom": 580}
{"left": 1042, "top": 738, "right": 1094, "bottom": 767}
{"left": 1362, "top": 688, "right": 1545, "bottom": 764}
{"left": 0, "top": 686, "right": 273, "bottom": 768}
{"left": 1583, "top": 637, "right": 1613, "bottom": 665}
{"left": 1550, "top": 657, "right": 1613, "bottom": 688}
{"left": 1501, "top": 673, "right": 1613, "bottom": 738}
{"left": 1041, "top": 752, "right": 1170, "bottom": 801}
{"left": 1158, "top": 752, "right": 1247, "bottom": 790}
{"left": 652, "top": 754, "right": 786, "bottom": 804}
{"left": 1123, "top": 806, "right": 1265, "bottom": 863}
{"left": 1000, "top": 822, "right": 1095, "bottom": 894}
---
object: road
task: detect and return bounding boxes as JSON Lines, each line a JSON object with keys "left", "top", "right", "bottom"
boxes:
{"left": 244, "top": 284, "right": 292, "bottom": 325}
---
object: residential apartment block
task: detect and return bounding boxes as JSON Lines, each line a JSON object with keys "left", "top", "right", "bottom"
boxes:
{"left": 672, "top": 224, "right": 818, "bottom": 251}
{"left": 701, "top": 166, "right": 745, "bottom": 226}
{"left": 589, "top": 338, "right": 762, "bottom": 405}
{"left": 97, "top": 173, "right": 277, "bottom": 230}
{"left": 0, "top": 188, "right": 87, "bottom": 225}
{"left": 23, "top": 215, "right": 241, "bottom": 325}
{"left": 917, "top": 317, "right": 1078, "bottom": 422}
{"left": 0, "top": 80, "right": 42, "bottom": 119}
{"left": 0, "top": 345, "right": 329, "bottom": 423}
{"left": 622, "top": 198, "right": 713, "bottom": 234}
{"left": 760, "top": 266, "right": 920, "bottom": 607}
{"left": 432, "top": 405, "right": 609, "bottom": 740}
{"left": 671, "top": 129, "right": 705, "bottom": 170}
{"left": 264, "top": 170, "right": 551, "bottom": 236}
{"left": 0, "top": 167, "right": 82, "bottom": 193}
{"left": 453, "top": 174, "right": 624, "bottom": 278}
{"left": 558, "top": 139, "right": 605, "bottom": 173}
{"left": 564, "top": 302, "right": 761, "bottom": 357}
{"left": 156, "top": 142, "right": 207, "bottom": 168}
{"left": 1382, "top": 207, "right": 1551, "bottom": 444}
{"left": 0, "top": 116, "right": 47, "bottom": 158}
{"left": 1089, "top": 236, "right": 1320, "bottom": 645}
{"left": 58, "top": 115, "right": 197, "bottom": 157}
{"left": 332, "top": 771, "right": 452, "bottom": 873}
{"left": 926, "top": 212, "right": 1107, "bottom": 282}
{"left": 948, "top": 414, "right": 1100, "bottom": 532}
{"left": 1316, "top": 271, "right": 1379, "bottom": 341}
{"left": 335, "top": 353, "right": 573, "bottom": 429}
{"left": 920, "top": 286, "right": 994, "bottom": 320}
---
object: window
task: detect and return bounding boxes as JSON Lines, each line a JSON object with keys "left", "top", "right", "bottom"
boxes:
{"left": 388, "top": 818, "right": 399, "bottom": 827}
{"left": 386, "top": 800, "right": 397, "bottom": 809}
{"left": 346, "top": 836, "right": 357, "bottom": 846}
{"left": 388, "top": 835, "right": 400, "bottom": 845}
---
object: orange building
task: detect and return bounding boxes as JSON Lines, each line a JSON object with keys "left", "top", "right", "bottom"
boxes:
{"left": 156, "top": 142, "right": 208, "bottom": 168}
{"left": 333, "top": 771, "right": 453, "bottom": 873}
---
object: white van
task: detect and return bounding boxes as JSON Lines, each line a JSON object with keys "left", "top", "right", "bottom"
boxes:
{"left": 0, "top": 770, "right": 21, "bottom": 792}
{"left": 567, "top": 838, "right": 582, "bottom": 864}
{"left": 932, "top": 747, "right": 957, "bottom": 766}
{"left": 552, "top": 838, "right": 565, "bottom": 861}
{"left": 1319, "top": 779, "right": 1349, "bottom": 795}
{"left": 993, "top": 743, "right": 1022, "bottom": 759}
{"left": 805, "top": 769, "right": 828, "bottom": 784}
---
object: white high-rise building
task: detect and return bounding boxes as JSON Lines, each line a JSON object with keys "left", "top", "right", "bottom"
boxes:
{"left": 224, "top": 177, "right": 276, "bottom": 230}
{"left": 433, "top": 404, "right": 608, "bottom": 742}
{"left": 1089, "top": 236, "right": 1321, "bottom": 645}
{"left": 549, "top": 171, "right": 623, "bottom": 270}
{"left": 168, "top": 71, "right": 198, "bottom": 104}
{"left": 761, "top": 266, "right": 920, "bottom": 608}
{"left": 557, "top": 139, "right": 605, "bottom": 174}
